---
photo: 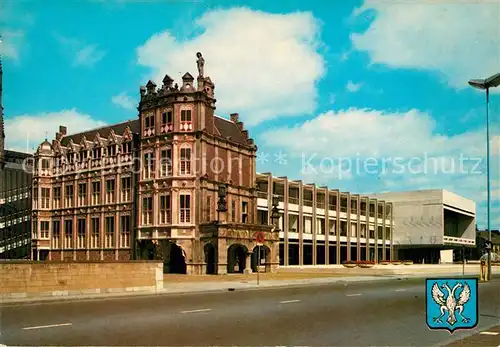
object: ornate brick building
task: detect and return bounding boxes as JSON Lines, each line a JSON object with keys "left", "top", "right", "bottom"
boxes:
{"left": 31, "top": 53, "right": 278, "bottom": 274}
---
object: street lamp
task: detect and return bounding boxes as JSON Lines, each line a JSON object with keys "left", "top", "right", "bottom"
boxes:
{"left": 468, "top": 72, "right": 500, "bottom": 281}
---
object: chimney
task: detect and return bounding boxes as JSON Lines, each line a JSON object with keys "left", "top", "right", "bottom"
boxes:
{"left": 236, "top": 121, "right": 244, "bottom": 131}
{"left": 230, "top": 113, "right": 239, "bottom": 123}
{"left": 242, "top": 130, "right": 249, "bottom": 139}
{"left": 59, "top": 126, "right": 67, "bottom": 136}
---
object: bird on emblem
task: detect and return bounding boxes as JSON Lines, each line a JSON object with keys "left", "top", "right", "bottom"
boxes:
{"left": 431, "top": 282, "right": 471, "bottom": 325}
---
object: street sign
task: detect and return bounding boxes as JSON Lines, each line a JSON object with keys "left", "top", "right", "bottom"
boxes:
{"left": 255, "top": 232, "right": 265, "bottom": 244}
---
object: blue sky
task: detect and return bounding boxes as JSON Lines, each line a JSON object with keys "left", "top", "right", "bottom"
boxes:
{"left": 1, "top": 0, "right": 499, "bottom": 229}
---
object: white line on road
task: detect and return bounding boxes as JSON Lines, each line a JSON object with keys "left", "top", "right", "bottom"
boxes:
{"left": 279, "top": 300, "right": 301, "bottom": 304}
{"left": 480, "top": 331, "right": 499, "bottom": 336}
{"left": 22, "top": 323, "right": 72, "bottom": 330}
{"left": 180, "top": 308, "right": 212, "bottom": 314}
{"left": 395, "top": 289, "right": 406, "bottom": 292}
{"left": 345, "top": 294, "right": 362, "bottom": 297}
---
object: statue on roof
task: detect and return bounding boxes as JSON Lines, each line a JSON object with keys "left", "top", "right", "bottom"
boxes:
{"left": 196, "top": 52, "right": 204, "bottom": 78}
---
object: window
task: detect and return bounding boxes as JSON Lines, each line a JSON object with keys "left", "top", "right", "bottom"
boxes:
{"left": 160, "top": 149, "right": 172, "bottom": 177}
{"left": 107, "top": 144, "right": 116, "bottom": 156}
{"left": 105, "top": 216, "right": 115, "bottom": 248}
{"left": 144, "top": 113, "right": 155, "bottom": 133}
{"left": 242, "top": 201, "right": 248, "bottom": 223}
{"left": 142, "top": 197, "right": 153, "bottom": 225}
{"left": 180, "top": 110, "right": 192, "bottom": 131}
{"left": 78, "top": 183, "right": 87, "bottom": 206}
{"left": 377, "top": 226, "right": 383, "bottom": 240}
{"left": 120, "top": 216, "right": 130, "bottom": 248}
{"left": 93, "top": 147, "right": 101, "bottom": 159}
{"left": 180, "top": 194, "right": 191, "bottom": 223}
{"left": 181, "top": 110, "right": 192, "bottom": 122}
{"left": 91, "top": 217, "right": 100, "bottom": 248}
{"left": 106, "top": 179, "right": 115, "bottom": 204}
{"left": 80, "top": 150, "right": 88, "bottom": 161}
{"left": 205, "top": 196, "right": 212, "bottom": 222}
{"left": 40, "top": 221, "right": 49, "bottom": 239}
{"left": 231, "top": 200, "right": 237, "bottom": 222}
{"left": 122, "top": 141, "right": 132, "bottom": 154}
{"left": 385, "top": 227, "right": 390, "bottom": 241}
{"left": 361, "top": 224, "right": 367, "bottom": 238}
{"left": 41, "top": 188, "right": 50, "bottom": 209}
{"left": 64, "top": 220, "right": 73, "bottom": 248}
{"left": 160, "top": 194, "right": 171, "bottom": 224}
{"left": 180, "top": 148, "right": 191, "bottom": 175}
{"left": 144, "top": 153, "right": 154, "bottom": 179}
{"left": 33, "top": 187, "right": 38, "bottom": 209}
{"left": 52, "top": 221, "right": 60, "bottom": 248}
{"left": 65, "top": 185, "right": 74, "bottom": 208}
{"left": 77, "top": 219, "right": 86, "bottom": 248}
{"left": 53, "top": 187, "right": 61, "bottom": 209}
{"left": 340, "top": 221, "right": 347, "bottom": 236}
{"left": 369, "top": 227, "right": 375, "bottom": 239}
{"left": 41, "top": 159, "right": 50, "bottom": 170}
{"left": 32, "top": 221, "right": 38, "bottom": 239}
{"left": 121, "top": 177, "right": 131, "bottom": 202}
{"left": 162, "top": 111, "right": 173, "bottom": 125}
{"left": 92, "top": 181, "right": 101, "bottom": 205}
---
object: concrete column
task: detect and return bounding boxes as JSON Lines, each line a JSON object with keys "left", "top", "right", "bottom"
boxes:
{"left": 335, "top": 190, "right": 340, "bottom": 265}
{"left": 382, "top": 201, "right": 386, "bottom": 261}
{"left": 356, "top": 195, "right": 361, "bottom": 261}
{"left": 244, "top": 251, "right": 253, "bottom": 274}
{"left": 346, "top": 193, "right": 351, "bottom": 261}
{"left": 298, "top": 181, "right": 304, "bottom": 265}
{"left": 283, "top": 177, "right": 289, "bottom": 266}
{"left": 324, "top": 188, "right": 330, "bottom": 264}
{"left": 374, "top": 199, "right": 379, "bottom": 263}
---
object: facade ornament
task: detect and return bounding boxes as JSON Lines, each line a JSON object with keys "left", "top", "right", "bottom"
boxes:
{"left": 196, "top": 52, "right": 204, "bottom": 78}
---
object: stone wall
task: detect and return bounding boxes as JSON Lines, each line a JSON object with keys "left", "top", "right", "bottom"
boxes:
{"left": 0, "top": 260, "right": 163, "bottom": 300}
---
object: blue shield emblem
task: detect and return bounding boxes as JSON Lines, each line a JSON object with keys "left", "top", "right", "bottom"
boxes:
{"left": 426, "top": 277, "right": 478, "bottom": 333}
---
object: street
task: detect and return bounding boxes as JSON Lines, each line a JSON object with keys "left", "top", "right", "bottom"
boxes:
{"left": 1, "top": 277, "right": 499, "bottom": 346}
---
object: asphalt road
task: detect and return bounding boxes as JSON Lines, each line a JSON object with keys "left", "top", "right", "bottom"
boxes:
{"left": 1, "top": 277, "right": 500, "bottom": 346}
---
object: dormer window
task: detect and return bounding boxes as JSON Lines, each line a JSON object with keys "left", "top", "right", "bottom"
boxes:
{"left": 107, "top": 144, "right": 116, "bottom": 156}
{"left": 122, "top": 142, "right": 131, "bottom": 154}
{"left": 80, "top": 150, "right": 88, "bottom": 161}
{"left": 93, "top": 147, "right": 101, "bottom": 159}
{"left": 161, "top": 111, "right": 173, "bottom": 133}
{"left": 180, "top": 110, "right": 192, "bottom": 131}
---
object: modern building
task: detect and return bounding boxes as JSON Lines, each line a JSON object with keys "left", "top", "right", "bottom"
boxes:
{"left": 0, "top": 53, "right": 33, "bottom": 259}
{"left": 30, "top": 53, "right": 278, "bottom": 274}
{"left": 371, "top": 189, "right": 476, "bottom": 263}
{"left": 256, "top": 173, "right": 394, "bottom": 265}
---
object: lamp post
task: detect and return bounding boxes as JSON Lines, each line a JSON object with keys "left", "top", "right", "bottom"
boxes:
{"left": 468, "top": 72, "right": 500, "bottom": 281}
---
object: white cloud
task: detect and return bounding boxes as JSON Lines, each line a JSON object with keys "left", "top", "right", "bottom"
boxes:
{"left": 4, "top": 109, "right": 106, "bottom": 153}
{"left": 260, "top": 107, "right": 497, "bottom": 226}
{"left": 112, "top": 92, "right": 137, "bottom": 110}
{"left": 136, "top": 7, "right": 325, "bottom": 126}
{"left": 346, "top": 80, "right": 363, "bottom": 93}
{"left": 351, "top": 0, "right": 500, "bottom": 91}
{"left": 261, "top": 108, "right": 486, "bottom": 159}
{"left": 53, "top": 33, "right": 106, "bottom": 67}
{"left": 0, "top": 30, "right": 25, "bottom": 60}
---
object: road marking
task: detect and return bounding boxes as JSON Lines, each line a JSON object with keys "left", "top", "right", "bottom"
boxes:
{"left": 480, "top": 331, "right": 499, "bottom": 336}
{"left": 395, "top": 289, "right": 406, "bottom": 292}
{"left": 346, "top": 294, "right": 362, "bottom": 297}
{"left": 23, "top": 323, "right": 72, "bottom": 330}
{"left": 279, "top": 300, "right": 301, "bottom": 304}
{"left": 180, "top": 309, "right": 212, "bottom": 314}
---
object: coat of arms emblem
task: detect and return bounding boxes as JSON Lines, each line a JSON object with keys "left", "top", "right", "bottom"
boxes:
{"left": 426, "top": 277, "right": 478, "bottom": 333}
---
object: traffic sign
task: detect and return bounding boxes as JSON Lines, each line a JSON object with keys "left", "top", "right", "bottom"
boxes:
{"left": 255, "top": 232, "right": 265, "bottom": 243}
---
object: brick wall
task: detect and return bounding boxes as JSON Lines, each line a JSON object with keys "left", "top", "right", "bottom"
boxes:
{"left": 0, "top": 261, "right": 163, "bottom": 300}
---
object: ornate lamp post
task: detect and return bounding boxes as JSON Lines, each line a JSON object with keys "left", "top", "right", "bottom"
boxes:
{"left": 216, "top": 183, "right": 228, "bottom": 222}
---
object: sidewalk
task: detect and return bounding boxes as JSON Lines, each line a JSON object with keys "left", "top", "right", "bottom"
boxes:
{"left": 0, "top": 271, "right": 480, "bottom": 305}
{"left": 443, "top": 325, "right": 500, "bottom": 346}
